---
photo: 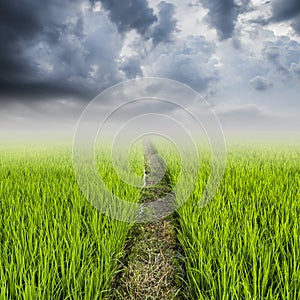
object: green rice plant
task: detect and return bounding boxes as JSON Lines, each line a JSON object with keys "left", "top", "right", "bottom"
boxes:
{"left": 0, "top": 142, "right": 142, "bottom": 299}
{"left": 160, "top": 141, "right": 300, "bottom": 299}
{"left": 1, "top": 138, "right": 299, "bottom": 299}
{"left": 158, "top": 142, "right": 300, "bottom": 299}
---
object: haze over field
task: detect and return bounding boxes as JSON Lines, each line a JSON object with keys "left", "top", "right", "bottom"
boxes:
{"left": 0, "top": 0, "right": 299, "bottom": 138}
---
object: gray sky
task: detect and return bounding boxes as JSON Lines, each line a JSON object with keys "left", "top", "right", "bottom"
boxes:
{"left": 0, "top": 0, "right": 300, "bottom": 137}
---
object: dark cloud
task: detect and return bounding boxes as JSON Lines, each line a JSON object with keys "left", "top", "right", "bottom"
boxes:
{"left": 0, "top": 80, "right": 89, "bottom": 100}
{"left": 95, "top": 0, "right": 178, "bottom": 45}
{"left": 251, "top": 1, "right": 300, "bottom": 35}
{"left": 250, "top": 76, "right": 271, "bottom": 91}
{"left": 291, "top": 15, "right": 300, "bottom": 34}
{"left": 0, "top": 0, "right": 51, "bottom": 82}
{"left": 201, "top": 0, "right": 250, "bottom": 40}
{"left": 90, "top": 0, "right": 179, "bottom": 86}
{"left": 150, "top": 2, "right": 178, "bottom": 45}
{"left": 0, "top": 0, "right": 123, "bottom": 102}
{"left": 202, "top": 0, "right": 237, "bottom": 40}
{"left": 270, "top": 0, "right": 300, "bottom": 34}
{"left": 0, "top": 0, "right": 179, "bottom": 102}
{"left": 94, "top": 0, "right": 157, "bottom": 36}
{"left": 0, "top": 1, "right": 47, "bottom": 41}
{"left": 271, "top": 0, "right": 300, "bottom": 22}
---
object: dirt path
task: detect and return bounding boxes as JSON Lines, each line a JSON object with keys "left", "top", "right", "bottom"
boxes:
{"left": 115, "top": 139, "right": 183, "bottom": 299}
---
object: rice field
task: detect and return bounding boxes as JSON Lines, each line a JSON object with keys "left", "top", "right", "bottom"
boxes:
{"left": 162, "top": 141, "right": 300, "bottom": 299}
{"left": 0, "top": 139, "right": 299, "bottom": 299}
{"left": 0, "top": 142, "right": 141, "bottom": 299}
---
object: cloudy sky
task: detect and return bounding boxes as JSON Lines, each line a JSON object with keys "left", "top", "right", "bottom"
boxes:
{"left": 0, "top": 0, "right": 300, "bottom": 137}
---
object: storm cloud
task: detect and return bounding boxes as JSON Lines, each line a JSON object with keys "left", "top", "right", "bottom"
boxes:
{"left": 150, "top": 1, "right": 177, "bottom": 45}
{"left": 271, "top": 0, "right": 300, "bottom": 22}
{"left": 0, "top": 0, "right": 299, "bottom": 134}
{"left": 0, "top": 0, "right": 180, "bottom": 102}
{"left": 201, "top": 0, "right": 250, "bottom": 40}
{"left": 0, "top": 0, "right": 123, "bottom": 101}
{"left": 95, "top": 0, "right": 178, "bottom": 44}
{"left": 93, "top": 0, "right": 157, "bottom": 37}
{"left": 271, "top": 0, "right": 300, "bottom": 34}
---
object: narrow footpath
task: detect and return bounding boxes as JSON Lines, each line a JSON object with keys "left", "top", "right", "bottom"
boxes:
{"left": 115, "top": 139, "right": 183, "bottom": 299}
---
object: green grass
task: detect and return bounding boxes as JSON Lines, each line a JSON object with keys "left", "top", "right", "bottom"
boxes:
{"left": 0, "top": 142, "right": 142, "bottom": 299}
{"left": 163, "top": 141, "right": 300, "bottom": 299}
{"left": 1, "top": 139, "right": 299, "bottom": 299}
